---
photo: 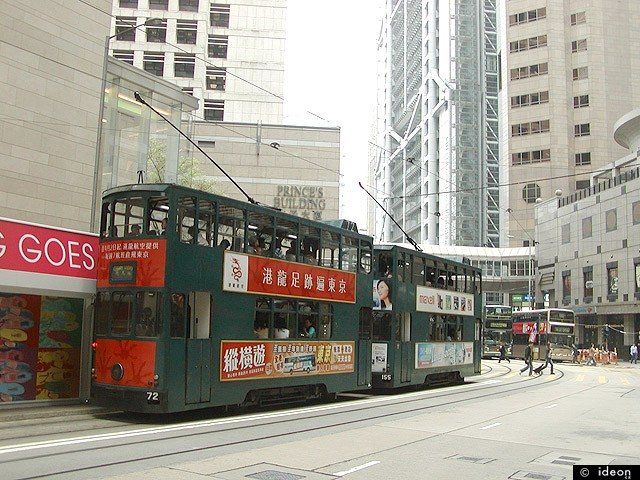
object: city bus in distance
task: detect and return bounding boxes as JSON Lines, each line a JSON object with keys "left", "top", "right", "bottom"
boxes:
{"left": 368, "top": 244, "right": 483, "bottom": 388}
{"left": 511, "top": 308, "right": 575, "bottom": 361}
{"left": 91, "top": 183, "right": 374, "bottom": 413}
{"left": 483, "top": 305, "right": 513, "bottom": 358}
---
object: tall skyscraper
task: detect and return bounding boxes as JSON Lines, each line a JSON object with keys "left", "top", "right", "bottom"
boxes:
{"left": 110, "top": 0, "right": 286, "bottom": 123}
{"left": 501, "top": 0, "right": 640, "bottom": 245}
{"left": 372, "top": 0, "right": 499, "bottom": 247}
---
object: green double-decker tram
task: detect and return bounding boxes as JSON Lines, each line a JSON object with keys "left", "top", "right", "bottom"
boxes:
{"left": 91, "top": 183, "right": 374, "bottom": 413}
{"left": 370, "top": 245, "right": 483, "bottom": 388}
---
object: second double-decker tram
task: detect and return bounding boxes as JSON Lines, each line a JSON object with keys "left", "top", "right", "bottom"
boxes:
{"left": 91, "top": 183, "right": 374, "bottom": 413}
{"left": 482, "top": 305, "right": 513, "bottom": 358}
{"left": 368, "top": 245, "right": 483, "bottom": 388}
{"left": 511, "top": 308, "right": 575, "bottom": 361}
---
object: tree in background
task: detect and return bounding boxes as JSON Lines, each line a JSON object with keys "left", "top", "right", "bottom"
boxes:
{"left": 146, "top": 139, "right": 220, "bottom": 194}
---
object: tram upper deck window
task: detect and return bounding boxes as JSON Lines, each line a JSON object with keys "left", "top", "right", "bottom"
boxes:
{"left": 94, "top": 292, "right": 110, "bottom": 335}
{"left": 111, "top": 197, "right": 145, "bottom": 238}
{"left": 147, "top": 196, "right": 169, "bottom": 235}
{"left": 321, "top": 231, "right": 339, "bottom": 268}
{"left": 411, "top": 256, "right": 424, "bottom": 285}
{"left": 218, "top": 204, "right": 245, "bottom": 252}
{"left": 197, "top": 199, "right": 216, "bottom": 246}
{"left": 134, "top": 292, "right": 162, "bottom": 337}
{"left": 341, "top": 236, "right": 358, "bottom": 272}
{"left": 247, "top": 211, "right": 274, "bottom": 257}
{"left": 111, "top": 292, "right": 133, "bottom": 335}
{"left": 300, "top": 225, "right": 320, "bottom": 265}
{"left": 377, "top": 253, "right": 393, "bottom": 277}
{"left": 424, "top": 259, "right": 436, "bottom": 286}
{"left": 360, "top": 240, "right": 372, "bottom": 274}
{"left": 100, "top": 202, "right": 112, "bottom": 238}
{"left": 276, "top": 219, "right": 298, "bottom": 261}
{"left": 178, "top": 196, "right": 197, "bottom": 244}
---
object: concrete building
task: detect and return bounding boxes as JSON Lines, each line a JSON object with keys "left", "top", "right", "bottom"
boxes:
{"left": 501, "top": 0, "right": 640, "bottom": 245}
{"left": 372, "top": 0, "right": 500, "bottom": 247}
{"left": 535, "top": 109, "right": 640, "bottom": 356}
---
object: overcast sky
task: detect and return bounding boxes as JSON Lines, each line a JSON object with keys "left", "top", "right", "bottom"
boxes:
{"left": 283, "top": 0, "right": 382, "bottom": 232}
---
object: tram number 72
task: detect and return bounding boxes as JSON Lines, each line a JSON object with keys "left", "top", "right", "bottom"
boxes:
{"left": 146, "top": 391, "right": 160, "bottom": 404}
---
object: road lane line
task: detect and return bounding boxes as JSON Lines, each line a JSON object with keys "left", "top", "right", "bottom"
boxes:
{"left": 480, "top": 422, "right": 501, "bottom": 430}
{"left": 334, "top": 461, "right": 380, "bottom": 476}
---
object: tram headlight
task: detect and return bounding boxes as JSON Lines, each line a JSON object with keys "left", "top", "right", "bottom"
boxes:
{"left": 110, "top": 363, "right": 124, "bottom": 381}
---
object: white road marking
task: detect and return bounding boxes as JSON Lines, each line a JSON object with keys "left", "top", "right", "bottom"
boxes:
{"left": 334, "top": 461, "right": 380, "bottom": 476}
{"left": 544, "top": 404, "right": 558, "bottom": 409}
{"left": 480, "top": 422, "right": 501, "bottom": 430}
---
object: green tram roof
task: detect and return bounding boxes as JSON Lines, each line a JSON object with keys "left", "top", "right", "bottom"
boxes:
{"left": 374, "top": 242, "right": 481, "bottom": 273}
{"left": 103, "top": 183, "right": 373, "bottom": 241}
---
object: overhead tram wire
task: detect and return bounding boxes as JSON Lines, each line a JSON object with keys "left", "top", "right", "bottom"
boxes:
{"left": 358, "top": 182, "right": 422, "bottom": 252}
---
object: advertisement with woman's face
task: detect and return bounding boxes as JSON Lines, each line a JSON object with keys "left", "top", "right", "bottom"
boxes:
{"left": 373, "top": 279, "right": 393, "bottom": 310}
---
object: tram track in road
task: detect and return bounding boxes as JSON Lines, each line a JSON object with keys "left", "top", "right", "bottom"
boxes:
{"left": 1, "top": 364, "right": 605, "bottom": 480}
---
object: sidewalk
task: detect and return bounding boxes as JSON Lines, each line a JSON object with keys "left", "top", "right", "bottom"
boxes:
{"left": 0, "top": 400, "right": 117, "bottom": 423}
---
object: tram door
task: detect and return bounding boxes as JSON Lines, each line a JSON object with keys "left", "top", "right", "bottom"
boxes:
{"left": 400, "top": 313, "right": 411, "bottom": 383}
{"left": 357, "top": 308, "right": 372, "bottom": 386}
{"left": 185, "top": 292, "right": 212, "bottom": 404}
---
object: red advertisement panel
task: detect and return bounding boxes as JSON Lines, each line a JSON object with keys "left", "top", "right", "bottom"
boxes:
{"left": 0, "top": 218, "right": 97, "bottom": 279}
{"left": 222, "top": 252, "right": 356, "bottom": 303}
{"left": 220, "top": 340, "right": 355, "bottom": 381}
{"left": 513, "top": 322, "right": 547, "bottom": 334}
{"left": 93, "top": 339, "right": 156, "bottom": 387}
{"left": 97, "top": 239, "right": 166, "bottom": 287}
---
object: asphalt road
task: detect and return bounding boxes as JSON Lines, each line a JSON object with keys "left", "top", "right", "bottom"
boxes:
{"left": 1, "top": 360, "right": 638, "bottom": 480}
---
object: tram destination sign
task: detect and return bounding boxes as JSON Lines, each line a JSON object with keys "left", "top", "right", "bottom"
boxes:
{"left": 415, "top": 285, "right": 475, "bottom": 317}
{"left": 222, "top": 252, "right": 356, "bottom": 303}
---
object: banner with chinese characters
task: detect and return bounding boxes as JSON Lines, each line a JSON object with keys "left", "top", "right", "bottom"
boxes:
{"left": 97, "top": 239, "right": 166, "bottom": 287}
{"left": 220, "top": 340, "right": 355, "bottom": 381}
{"left": 415, "top": 342, "right": 474, "bottom": 369}
{"left": 222, "top": 252, "right": 356, "bottom": 303}
{"left": 415, "top": 286, "right": 474, "bottom": 317}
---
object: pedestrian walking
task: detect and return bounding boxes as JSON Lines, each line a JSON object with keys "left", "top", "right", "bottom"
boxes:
{"left": 519, "top": 341, "right": 534, "bottom": 376}
{"left": 498, "top": 342, "right": 510, "bottom": 363}
{"left": 571, "top": 343, "right": 580, "bottom": 364}
{"left": 630, "top": 343, "right": 638, "bottom": 364}
{"left": 534, "top": 342, "right": 554, "bottom": 375}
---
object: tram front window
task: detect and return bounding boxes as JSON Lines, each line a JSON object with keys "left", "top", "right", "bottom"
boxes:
{"left": 372, "top": 312, "right": 392, "bottom": 341}
{"left": 112, "top": 292, "right": 133, "bottom": 335}
{"left": 134, "top": 292, "right": 162, "bottom": 337}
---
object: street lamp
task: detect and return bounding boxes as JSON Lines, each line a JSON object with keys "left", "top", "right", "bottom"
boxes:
{"left": 90, "top": 17, "right": 162, "bottom": 232}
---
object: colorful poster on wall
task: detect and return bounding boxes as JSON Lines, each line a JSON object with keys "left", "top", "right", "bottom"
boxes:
{"left": 0, "top": 292, "right": 84, "bottom": 402}
{"left": 371, "top": 342, "right": 388, "bottom": 373}
{"left": 415, "top": 342, "right": 474, "bottom": 369}
{"left": 220, "top": 340, "right": 355, "bottom": 381}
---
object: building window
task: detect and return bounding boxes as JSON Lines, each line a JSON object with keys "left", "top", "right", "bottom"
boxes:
{"left": 576, "top": 180, "right": 590, "bottom": 190}
{"left": 573, "top": 94, "right": 589, "bottom": 108}
{"left": 113, "top": 50, "right": 134, "bottom": 65}
{"left": 208, "top": 35, "right": 228, "bottom": 58}
{"left": 562, "top": 271, "right": 571, "bottom": 300}
{"left": 522, "top": 183, "right": 541, "bottom": 203}
{"left": 179, "top": 0, "right": 199, "bottom": 12}
{"left": 633, "top": 200, "right": 640, "bottom": 224}
{"left": 574, "top": 123, "right": 590, "bottom": 137}
{"left": 210, "top": 4, "right": 230, "bottom": 27}
{"left": 511, "top": 91, "right": 549, "bottom": 108}
{"left": 143, "top": 51, "right": 164, "bottom": 77}
{"left": 176, "top": 20, "right": 198, "bottom": 44}
{"left": 206, "top": 67, "right": 226, "bottom": 90}
{"left": 583, "top": 268, "right": 593, "bottom": 298}
{"left": 181, "top": 87, "right": 194, "bottom": 96}
{"left": 510, "top": 62, "right": 548, "bottom": 80}
{"left": 510, "top": 35, "right": 547, "bottom": 53}
{"left": 575, "top": 152, "right": 591, "bottom": 166}
{"left": 115, "top": 17, "right": 137, "bottom": 41}
{"left": 174, "top": 54, "right": 195, "bottom": 78}
{"left": 204, "top": 100, "right": 224, "bottom": 121}
{"left": 607, "top": 264, "right": 618, "bottom": 296}
{"left": 582, "top": 216, "right": 592, "bottom": 238}
{"left": 571, "top": 39, "right": 587, "bottom": 53}
{"left": 149, "top": 0, "right": 168, "bottom": 9}
{"left": 573, "top": 67, "right": 588, "bottom": 80}
{"left": 511, "top": 149, "right": 550, "bottom": 166}
{"left": 511, "top": 120, "right": 550, "bottom": 137}
{"left": 605, "top": 208, "right": 617, "bottom": 232}
{"left": 119, "top": 0, "right": 137, "bottom": 7}
{"left": 571, "top": 11, "right": 586, "bottom": 25}
{"left": 146, "top": 19, "right": 167, "bottom": 43}
{"left": 634, "top": 260, "right": 640, "bottom": 295}
{"left": 561, "top": 223, "right": 570, "bottom": 244}
{"left": 509, "top": 8, "right": 546, "bottom": 26}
